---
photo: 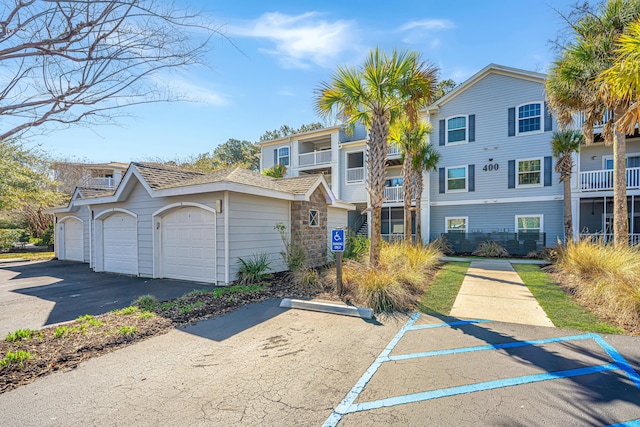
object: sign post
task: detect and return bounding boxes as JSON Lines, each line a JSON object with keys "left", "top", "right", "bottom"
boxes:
{"left": 331, "top": 229, "right": 345, "bottom": 295}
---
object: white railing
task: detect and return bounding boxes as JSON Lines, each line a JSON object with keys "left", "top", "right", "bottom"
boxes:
{"left": 89, "top": 177, "right": 116, "bottom": 188}
{"left": 579, "top": 233, "right": 640, "bottom": 246}
{"left": 579, "top": 167, "right": 640, "bottom": 191}
{"left": 299, "top": 150, "right": 332, "bottom": 166}
{"left": 387, "top": 146, "right": 400, "bottom": 156}
{"left": 346, "top": 167, "right": 364, "bottom": 183}
{"left": 384, "top": 185, "right": 403, "bottom": 202}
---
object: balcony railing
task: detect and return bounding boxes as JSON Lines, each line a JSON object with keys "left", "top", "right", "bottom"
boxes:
{"left": 299, "top": 150, "right": 332, "bottom": 167}
{"left": 384, "top": 185, "right": 403, "bottom": 202}
{"left": 387, "top": 146, "right": 400, "bottom": 157}
{"left": 572, "top": 110, "right": 613, "bottom": 131}
{"left": 89, "top": 177, "right": 117, "bottom": 189}
{"left": 579, "top": 167, "right": 640, "bottom": 191}
{"left": 579, "top": 233, "right": 640, "bottom": 246}
{"left": 346, "top": 167, "right": 364, "bottom": 183}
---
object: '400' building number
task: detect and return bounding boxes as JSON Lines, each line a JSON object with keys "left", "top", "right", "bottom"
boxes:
{"left": 483, "top": 164, "right": 499, "bottom": 171}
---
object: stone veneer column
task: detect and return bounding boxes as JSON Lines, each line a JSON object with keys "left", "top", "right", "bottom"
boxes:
{"left": 290, "top": 187, "right": 328, "bottom": 267}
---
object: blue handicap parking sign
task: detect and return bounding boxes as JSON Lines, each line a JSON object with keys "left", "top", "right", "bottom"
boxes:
{"left": 331, "top": 229, "right": 345, "bottom": 252}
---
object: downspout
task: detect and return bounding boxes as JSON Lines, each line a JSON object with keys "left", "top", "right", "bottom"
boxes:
{"left": 224, "top": 191, "right": 230, "bottom": 285}
{"left": 88, "top": 206, "right": 93, "bottom": 267}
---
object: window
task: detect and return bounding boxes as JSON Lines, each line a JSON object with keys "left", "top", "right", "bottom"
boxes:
{"left": 517, "top": 158, "right": 542, "bottom": 187}
{"left": 309, "top": 209, "right": 319, "bottom": 227}
{"left": 446, "top": 166, "right": 467, "bottom": 192}
{"left": 517, "top": 103, "right": 542, "bottom": 134}
{"left": 604, "top": 154, "right": 640, "bottom": 169}
{"left": 346, "top": 151, "right": 364, "bottom": 183}
{"left": 446, "top": 217, "right": 468, "bottom": 233}
{"left": 381, "top": 207, "right": 405, "bottom": 235}
{"left": 516, "top": 215, "right": 543, "bottom": 235}
{"left": 277, "top": 147, "right": 289, "bottom": 166}
{"left": 447, "top": 116, "right": 467, "bottom": 144}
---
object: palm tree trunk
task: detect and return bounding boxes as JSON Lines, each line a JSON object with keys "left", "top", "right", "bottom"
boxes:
{"left": 414, "top": 173, "right": 423, "bottom": 245}
{"left": 402, "top": 156, "right": 413, "bottom": 242}
{"left": 563, "top": 173, "right": 573, "bottom": 243}
{"left": 367, "top": 113, "right": 389, "bottom": 266}
{"left": 613, "top": 107, "right": 629, "bottom": 247}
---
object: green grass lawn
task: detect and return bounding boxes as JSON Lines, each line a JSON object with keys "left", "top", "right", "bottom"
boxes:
{"left": 419, "top": 262, "right": 469, "bottom": 316}
{"left": 0, "top": 252, "right": 54, "bottom": 260}
{"left": 513, "top": 263, "right": 623, "bottom": 334}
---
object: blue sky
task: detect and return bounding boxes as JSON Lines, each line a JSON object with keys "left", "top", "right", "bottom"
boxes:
{"left": 31, "top": 0, "right": 577, "bottom": 163}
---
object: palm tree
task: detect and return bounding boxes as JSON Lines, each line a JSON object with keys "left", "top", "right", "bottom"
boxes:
{"left": 389, "top": 119, "right": 433, "bottom": 242}
{"left": 412, "top": 142, "right": 440, "bottom": 242}
{"left": 316, "top": 48, "right": 438, "bottom": 266}
{"left": 546, "top": 0, "right": 640, "bottom": 247}
{"left": 550, "top": 130, "right": 584, "bottom": 243}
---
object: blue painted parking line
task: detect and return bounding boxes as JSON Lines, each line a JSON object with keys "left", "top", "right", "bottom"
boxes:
{"left": 607, "top": 420, "right": 640, "bottom": 427}
{"left": 324, "top": 313, "right": 640, "bottom": 426}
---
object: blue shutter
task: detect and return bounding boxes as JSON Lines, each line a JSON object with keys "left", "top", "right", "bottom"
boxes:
{"left": 273, "top": 149, "right": 278, "bottom": 166}
{"left": 439, "top": 120, "right": 445, "bottom": 146}
{"left": 544, "top": 156, "right": 552, "bottom": 186}
{"left": 439, "top": 168, "right": 445, "bottom": 193}
{"left": 544, "top": 102, "right": 552, "bottom": 131}
{"left": 508, "top": 107, "right": 516, "bottom": 137}
{"left": 508, "top": 160, "right": 516, "bottom": 188}
{"left": 468, "top": 165, "right": 475, "bottom": 192}
{"left": 468, "top": 114, "right": 475, "bottom": 142}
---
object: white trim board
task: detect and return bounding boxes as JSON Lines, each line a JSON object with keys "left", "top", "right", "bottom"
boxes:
{"left": 431, "top": 195, "right": 562, "bottom": 206}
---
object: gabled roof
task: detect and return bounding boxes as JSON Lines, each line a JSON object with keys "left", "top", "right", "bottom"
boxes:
{"left": 424, "top": 64, "right": 546, "bottom": 113}
{"left": 61, "top": 162, "right": 352, "bottom": 210}
{"left": 76, "top": 187, "right": 116, "bottom": 199}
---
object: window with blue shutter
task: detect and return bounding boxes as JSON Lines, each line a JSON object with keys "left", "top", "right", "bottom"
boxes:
{"left": 439, "top": 120, "right": 445, "bottom": 146}
{"left": 468, "top": 115, "right": 475, "bottom": 142}
{"left": 508, "top": 160, "right": 516, "bottom": 188}
{"left": 508, "top": 108, "right": 516, "bottom": 137}
{"left": 439, "top": 168, "right": 445, "bottom": 193}
{"left": 468, "top": 164, "right": 475, "bottom": 191}
{"left": 544, "top": 156, "right": 552, "bottom": 186}
{"left": 544, "top": 102, "right": 552, "bottom": 131}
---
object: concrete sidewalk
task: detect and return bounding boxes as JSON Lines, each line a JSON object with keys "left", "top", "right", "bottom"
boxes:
{"left": 449, "top": 259, "right": 554, "bottom": 327}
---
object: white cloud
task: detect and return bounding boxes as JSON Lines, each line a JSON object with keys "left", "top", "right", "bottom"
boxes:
{"left": 229, "top": 12, "right": 355, "bottom": 69}
{"left": 152, "top": 73, "right": 228, "bottom": 106}
{"left": 399, "top": 19, "right": 455, "bottom": 32}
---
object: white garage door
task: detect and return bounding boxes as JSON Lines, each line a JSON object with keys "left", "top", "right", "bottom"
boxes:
{"left": 103, "top": 213, "right": 138, "bottom": 275}
{"left": 161, "top": 207, "right": 216, "bottom": 283}
{"left": 63, "top": 218, "right": 83, "bottom": 261}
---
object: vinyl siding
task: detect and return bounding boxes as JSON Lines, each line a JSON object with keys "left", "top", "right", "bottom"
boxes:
{"left": 92, "top": 180, "right": 226, "bottom": 283}
{"left": 430, "top": 200, "right": 563, "bottom": 246}
{"left": 228, "top": 193, "right": 289, "bottom": 279}
{"left": 327, "top": 206, "right": 348, "bottom": 250}
{"left": 579, "top": 138, "right": 640, "bottom": 172}
{"left": 429, "top": 73, "right": 561, "bottom": 204}
{"left": 261, "top": 142, "right": 292, "bottom": 171}
{"left": 340, "top": 145, "right": 368, "bottom": 203}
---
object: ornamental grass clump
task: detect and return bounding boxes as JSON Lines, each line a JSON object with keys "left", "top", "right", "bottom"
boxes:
{"left": 472, "top": 241, "right": 508, "bottom": 258}
{"left": 335, "top": 241, "right": 442, "bottom": 313}
{"left": 555, "top": 240, "right": 640, "bottom": 328}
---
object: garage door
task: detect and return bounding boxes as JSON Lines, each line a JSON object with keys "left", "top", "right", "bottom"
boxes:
{"left": 161, "top": 207, "right": 216, "bottom": 283}
{"left": 103, "top": 213, "right": 138, "bottom": 275}
{"left": 63, "top": 218, "right": 83, "bottom": 261}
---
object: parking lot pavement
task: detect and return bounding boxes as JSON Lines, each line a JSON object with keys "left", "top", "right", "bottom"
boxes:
{"left": 326, "top": 313, "right": 640, "bottom": 426}
{"left": 0, "top": 300, "right": 406, "bottom": 426}
{"left": 0, "top": 260, "right": 216, "bottom": 336}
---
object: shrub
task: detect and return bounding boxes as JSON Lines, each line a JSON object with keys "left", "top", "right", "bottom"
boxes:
{"left": 0, "top": 229, "right": 26, "bottom": 250}
{"left": 41, "top": 224, "right": 54, "bottom": 247}
{"left": 343, "top": 234, "right": 369, "bottom": 261}
{"left": 274, "top": 223, "right": 306, "bottom": 271}
{"left": 292, "top": 268, "right": 322, "bottom": 289}
{"left": 473, "top": 241, "right": 508, "bottom": 258}
{"left": 237, "top": 252, "right": 272, "bottom": 284}
{"left": 0, "top": 350, "right": 33, "bottom": 370}
{"left": 429, "top": 236, "right": 454, "bottom": 255}
{"left": 134, "top": 295, "right": 158, "bottom": 312}
{"left": 555, "top": 240, "right": 640, "bottom": 327}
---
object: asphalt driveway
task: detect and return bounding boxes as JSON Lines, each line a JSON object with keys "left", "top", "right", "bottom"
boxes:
{"left": 0, "top": 259, "right": 216, "bottom": 336}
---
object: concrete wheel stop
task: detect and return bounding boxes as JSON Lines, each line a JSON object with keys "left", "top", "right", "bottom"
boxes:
{"left": 279, "top": 298, "right": 373, "bottom": 320}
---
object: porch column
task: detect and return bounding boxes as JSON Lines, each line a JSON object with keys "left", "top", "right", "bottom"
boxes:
{"left": 421, "top": 170, "right": 430, "bottom": 244}
{"left": 290, "top": 140, "right": 298, "bottom": 177}
{"left": 571, "top": 197, "right": 580, "bottom": 242}
{"left": 330, "top": 132, "right": 340, "bottom": 199}
{"left": 571, "top": 151, "right": 580, "bottom": 190}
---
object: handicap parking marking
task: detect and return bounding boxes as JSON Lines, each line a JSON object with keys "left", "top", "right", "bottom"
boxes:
{"left": 324, "top": 313, "right": 640, "bottom": 427}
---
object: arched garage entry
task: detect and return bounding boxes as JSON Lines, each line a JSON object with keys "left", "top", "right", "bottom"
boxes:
{"left": 95, "top": 209, "right": 138, "bottom": 275}
{"left": 57, "top": 216, "right": 84, "bottom": 261}
{"left": 153, "top": 203, "right": 217, "bottom": 283}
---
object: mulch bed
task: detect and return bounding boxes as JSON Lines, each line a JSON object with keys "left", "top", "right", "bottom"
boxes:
{"left": 0, "top": 272, "right": 329, "bottom": 395}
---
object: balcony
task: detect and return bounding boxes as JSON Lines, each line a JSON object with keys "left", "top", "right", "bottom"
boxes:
{"left": 89, "top": 177, "right": 117, "bottom": 189}
{"left": 383, "top": 185, "right": 404, "bottom": 202}
{"left": 579, "top": 167, "right": 640, "bottom": 191}
{"left": 387, "top": 146, "right": 400, "bottom": 157}
{"left": 579, "top": 233, "right": 640, "bottom": 246}
{"left": 299, "top": 150, "right": 332, "bottom": 167}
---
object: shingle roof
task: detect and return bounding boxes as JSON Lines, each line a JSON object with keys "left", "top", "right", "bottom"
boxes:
{"left": 132, "top": 162, "right": 205, "bottom": 190}
{"left": 76, "top": 187, "right": 116, "bottom": 199}
{"left": 277, "top": 175, "right": 324, "bottom": 195}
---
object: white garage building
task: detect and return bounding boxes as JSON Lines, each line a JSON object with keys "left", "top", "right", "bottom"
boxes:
{"left": 49, "top": 163, "right": 353, "bottom": 284}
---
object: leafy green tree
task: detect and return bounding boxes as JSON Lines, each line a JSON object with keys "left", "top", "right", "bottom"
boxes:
{"left": 316, "top": 48, "right": 438, "bottom": 266}
{"left": 546, "top": 0, "right": 640, "bottom": 247}
{"left": 192, "top": 139, "right": 259, "bottom": 172}
{"left": 433, "top": 79, "right": 457, "bottom": 101}
{"left": 550, "top": 130, "right": 584, "bottom": 243}
{"left": 259, "top": 123, "right": 324, "bottom": 142}
{"left": 262, "top": 164, "right": 286, "bottom": 178}
{"left": 0, "top": 141, "right": 65, "bottom": 237}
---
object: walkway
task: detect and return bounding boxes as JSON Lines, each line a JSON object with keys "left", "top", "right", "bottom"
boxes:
{"left": 449, "top": 259, "right": 554, "bottom": 327}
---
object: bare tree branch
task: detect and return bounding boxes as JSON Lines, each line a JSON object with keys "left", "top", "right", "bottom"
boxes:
{"left": 0, "top": 0, "right": 226, "bottom": 141}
